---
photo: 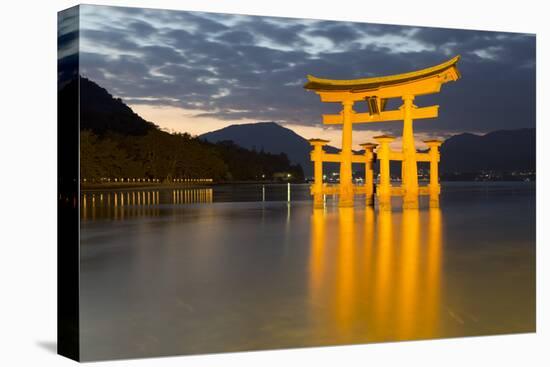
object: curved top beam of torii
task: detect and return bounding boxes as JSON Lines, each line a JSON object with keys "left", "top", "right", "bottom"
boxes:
{"left": 304, "top": 55, "right": 460, "bottom": 92}
{"left": 303, "top": 56, "right": 461, "bottom": 103}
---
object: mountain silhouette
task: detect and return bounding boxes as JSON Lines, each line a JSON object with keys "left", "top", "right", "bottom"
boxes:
{"left": 200, "top": 122, "right": 339, "bottom": 175}
{"left": 440, "top": 128, "right": 535, "bottom": 174}
{"left": 78, "top": 77, "right": 156, "bottom": 135}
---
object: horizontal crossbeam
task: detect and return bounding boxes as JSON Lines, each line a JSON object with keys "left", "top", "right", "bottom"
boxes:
{"left": 416, "top": 153, "right": 431, "bottom": 162}
{"left": 387, "top": 152, "right": 430, "bottom": 162}
{"left": 311, "top": 152, "right": 375, "bottom": 163}
{"left": 322, "top": 105, "right": 439, "bottom": 125}
{"left": 312, "top": 151, "right": 429, "bottom": 163}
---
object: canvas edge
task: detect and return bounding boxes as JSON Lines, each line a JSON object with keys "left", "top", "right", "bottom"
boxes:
{"left": 57, "top": 4, "right": 81, "bottom": 362}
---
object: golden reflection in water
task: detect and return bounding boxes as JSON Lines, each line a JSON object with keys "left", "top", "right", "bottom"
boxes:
{"left": 397, "top": 208, "right": 420, "bottom": 340}
{"left": 309, "top": 206, "right": 443, "bottom": 343}
{"left": 372, "top": 208, "right": 393, "bottom": 340}
{"left": 287, "top": 183, "right": 291, "bottom": 203}
{"left": 361, "top": 206, "right": 375, "bottom": 329}
{"left": 82, "top": 189, "right": 212, "bottom": 221}
{"left": 82, "top": 194, "right": 87, "bottom": 221}
{"left": 363, "top": 207, "right": 375, "bottom": 266}
{"left": 91, "top": 194, "right": 96, "bottom": 220}
{"left": 335, "top": 207, "right": 356, "bottom": 338}
{"left": 170, "top": 189, "right": 213, "bottom": 205}
{"left": 309, "top": 209, "right": 326, "bottom": 297}
{"left": 423, "top": 207, "right": 443, "bottom": 338}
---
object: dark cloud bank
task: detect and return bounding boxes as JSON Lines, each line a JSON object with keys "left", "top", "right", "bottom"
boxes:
{"left": 69, "top": 5, "right": 535, "bottom": 136}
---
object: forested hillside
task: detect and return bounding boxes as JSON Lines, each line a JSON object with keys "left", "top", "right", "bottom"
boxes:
{"left": 68, "top": 77, "right": 303, "bottom": 182}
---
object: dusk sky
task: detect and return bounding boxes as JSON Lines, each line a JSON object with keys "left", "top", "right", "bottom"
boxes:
{"left": 65, "top": 5, "right": 535, "bottom": 149}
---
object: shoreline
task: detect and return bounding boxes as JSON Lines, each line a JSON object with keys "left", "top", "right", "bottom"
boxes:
{"left": 81, "top": 180, "right": 300, "bottom": 191}
{"left": 81, "top": 179, "right": 535, "bottom": 192}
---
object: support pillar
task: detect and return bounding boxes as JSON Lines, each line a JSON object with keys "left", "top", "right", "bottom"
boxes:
{"left": 401, "top": 94, "right": 419, "bottom": 209}
{"left": 424, "top": 140, "right": 442, "bottom": 208}
{"left": 374, "top": 135, "right": 395, "bottom": 211}
{"left": 360, "top": 143, "right": 377, "bottom": 206}
{"left": 309, "top": 139, "right": 330, "bottom": 209}
{"left": 339, "top": 100, "right": 355, "bottom": 207}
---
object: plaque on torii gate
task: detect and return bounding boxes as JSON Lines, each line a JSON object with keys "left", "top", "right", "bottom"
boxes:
{"left": 304, "top": 56, "right": 461, "bottom": 209}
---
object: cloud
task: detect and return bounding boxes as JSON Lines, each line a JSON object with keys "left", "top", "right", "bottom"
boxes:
{"left": 58, "top": 6, "right": 80, "bottom": 88}
{"left": 77, "top": 4, "right": 536, "bottom": 137}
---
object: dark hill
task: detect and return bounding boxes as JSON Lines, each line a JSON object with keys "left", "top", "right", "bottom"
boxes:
{"left": 78, "top": 77, "right": 156, "bottom": 135}
{"left": 200, "top": 122, "right": 339, "bottom": 176}
{"left": 64, "top": 76, "right": 303, "bottom": 182}
{"left": 440, "top": 128, "right": 535, "bottom": 174}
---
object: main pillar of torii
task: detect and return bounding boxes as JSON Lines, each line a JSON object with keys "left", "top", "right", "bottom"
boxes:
{"left": 304, "top": 56, "right": 460, "bottom": 209}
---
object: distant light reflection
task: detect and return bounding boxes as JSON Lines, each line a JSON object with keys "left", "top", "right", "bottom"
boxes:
{"left": 81, "top": 188, "right": 213, "bottom": 220}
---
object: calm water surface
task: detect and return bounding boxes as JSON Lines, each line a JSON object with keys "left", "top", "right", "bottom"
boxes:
{"left": 79, "top": 182, "right": 535, "bottom": 361}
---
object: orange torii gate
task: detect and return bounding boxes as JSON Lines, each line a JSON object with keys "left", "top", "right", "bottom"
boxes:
{"left": 304, "top": 56, "right": 461, "bottom": 210}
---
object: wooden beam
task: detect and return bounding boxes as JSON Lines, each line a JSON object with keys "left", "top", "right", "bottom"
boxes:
{"left": 306, "top": 56, "right": 460, "bottom": 93}
{"left": 323, "top": 105, "right": 439, "bottom": 124}
{"left": 320, "top": 152, "right": 372, "bottom": 163}
{"left": 416, "top": 153, "right": 431, "bottom": 162}
{"left": 321, "top": 153, "right": 342, "bottom": 163}
{"left": 389, "top": 152, "right": 403, "bottom": 161}
{"left": 315, "top": 74, "right": 451, "bottom": 101}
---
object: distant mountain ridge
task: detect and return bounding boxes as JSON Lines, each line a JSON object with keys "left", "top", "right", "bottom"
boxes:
{"left": 440, "top": 128, "right": 535, "bottom": 174}
{"left": 200, "top": 122, "right": 340, "bottom": 175}
{"left": 201, "top": 122, "right": 535, "bottom": 177}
